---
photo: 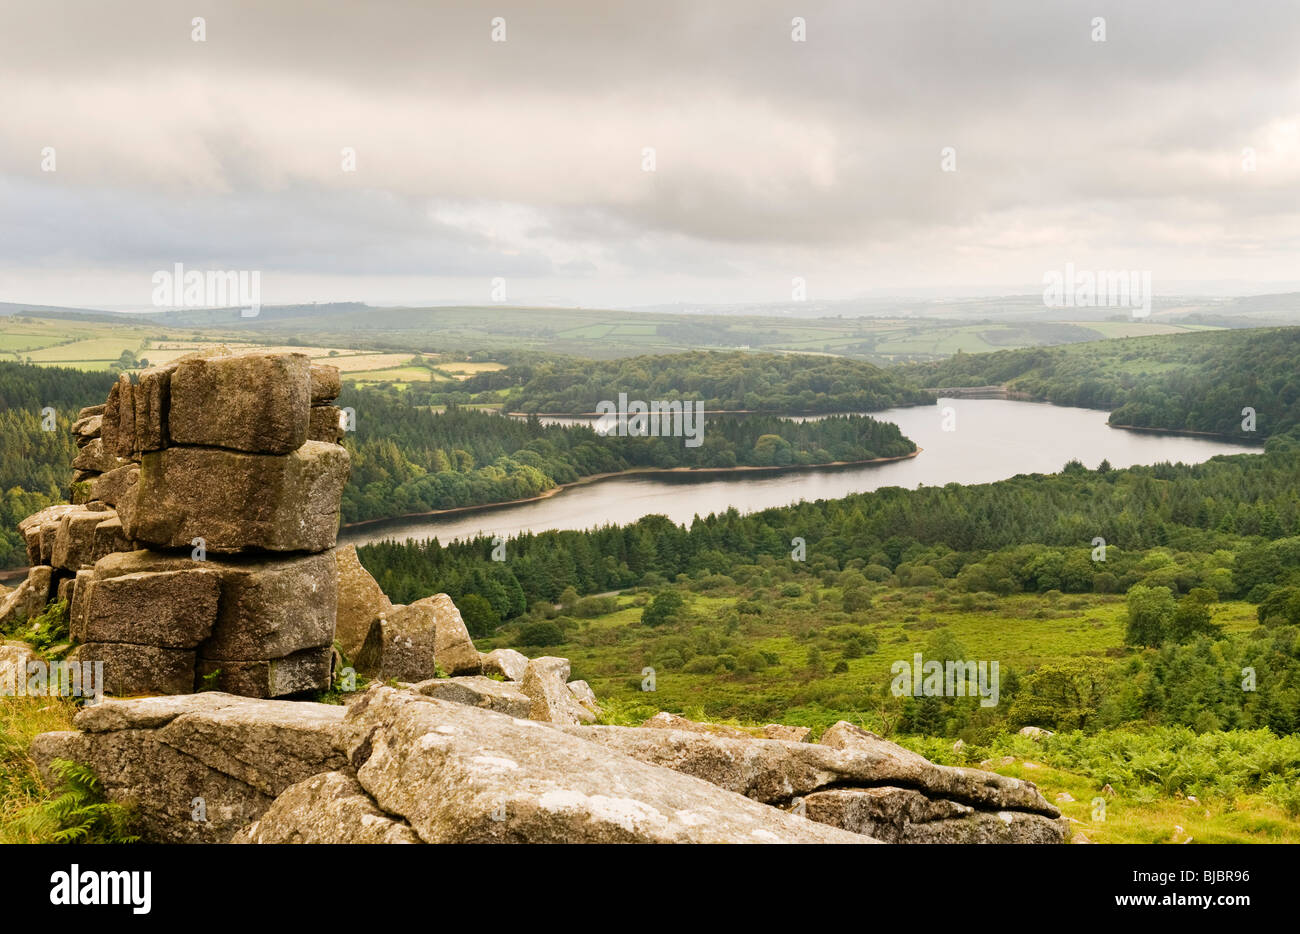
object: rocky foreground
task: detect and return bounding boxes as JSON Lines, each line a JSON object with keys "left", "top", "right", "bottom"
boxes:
{"left": 33, "top": 683, "right": 1065, "bottom": 844}
{"left": 6, "top": 348, "right": 1066, "bottom": 844}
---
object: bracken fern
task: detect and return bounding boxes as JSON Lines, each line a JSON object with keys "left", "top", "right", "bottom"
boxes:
{"left": 11, "top": 759, "right": 138, "bottom": 844}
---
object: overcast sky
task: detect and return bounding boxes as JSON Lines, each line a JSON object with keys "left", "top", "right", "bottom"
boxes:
{"left": 1, "top": 0, "right": 1298, "bottom": 310}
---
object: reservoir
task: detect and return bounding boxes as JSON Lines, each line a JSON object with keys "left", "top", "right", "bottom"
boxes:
{"left": 341, "top": 398, "right": 1259, "bottom": 546}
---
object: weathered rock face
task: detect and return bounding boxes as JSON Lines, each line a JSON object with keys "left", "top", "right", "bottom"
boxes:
{"left": 341, "top": 687, "right": 870, "bottom": 844}
{"left": 92, "top": 549, "right": 337, "bottom": 664}
{"left": 641, "top": 711, "right": 755, "bottom": 738}
{"left": 520, "top": 656, "right": 596, "bottom": 725}
{"left": 355, "top": 607, "right": 434, "bottom": 682}
{"left": 8, "top": 351, "right": 349, "bottom": 699}
{"left": 554, "top": 720, "right": 1063, "bottom": 843}
{"left": 72, "top": 413, "right": 102, "bottom": 442}
{"left": 111, "top": 373, "right": 136, "bottom": 459}
{"left": 71, "top": 438, "right": 119, "bottom": 473}
{"left": 409, "top": 675, "right": 532, "bottom": 718}
{"left": 0, "top": 566, "right": 53, "bottom": 628}
{"left": 72, "top": 549, "right": 337, "bottom": 697}
{"left": 334, "top": 545, "right": 392, "bottom": 660}
{"left": 17, "top": 505, "right": 79, "bottom": 566}
{"left": 195, "top": 646, "right": 334, "bottom": 699}
{"left": 131, "top": 364, "right": 172, "bottom": 453}
{"left": 31, "top": 693, "right": 349, "bottom": 843}
{"left": 816, "top": 721, "right": 1058, "bottom": 818}
{"left": 168, "top": 353, "right": 312, "bottom": 454}
{"left": 308, "top": 405, "right": 344, "bottom": 444}
{"left": 0, "top": 641, "right": 35, "bottom": 682}
{"left": 89, "top": 464, "right": 139, "bottom": 510}
{"left": 232, "top": 772, "right": 420, "bottom": 844}
{"left": 420, "top": 593, "right": 481, "bottom": 676}
{"left": 480, "top": 647, "right": 528, "bottom": 682}
{"left": 100, "top": 380, "right": 122, "bottom": 454}
{"left": 309, "top": 364, "right": 342, "bottom": 404}
{"left": 124, "top": 441, "right": 349, "bottom": 553}
{"left": 90, "top": 516, "right": 132, "bottom": 563}
{"left": 28, "top": 677, "right": 1062, "bottom": 845}
{"left": 355, "top": 593, "right": 481, "bottom": 681}
{"left": 69, "top": 642, "right": 197, "bottom": 696}
{"left": 763, "top": 724, "right": 812, "bottom": 743}
{"left": 72, "top": 569, "right": 221, "bottom": 648}
{"left": 200, "top": 552, "right": 338, "bottom": 662}
{"left": 567, "top": 679, "right": 602, "bottom": 718}
{"left": 799, "top": 787, "right": 1067, "bottom": 844}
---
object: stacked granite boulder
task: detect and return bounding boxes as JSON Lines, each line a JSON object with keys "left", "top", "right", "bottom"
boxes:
{"left": 5, "top": 349, "right": 350, "bottom": 698}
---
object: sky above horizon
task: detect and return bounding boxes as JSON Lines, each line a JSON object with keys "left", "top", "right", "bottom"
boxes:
{"left": 2, "top": 0, "right": 1298, "bottom": 310}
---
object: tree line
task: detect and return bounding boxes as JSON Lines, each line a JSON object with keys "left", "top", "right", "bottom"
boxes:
{"left": 454, "top": 350, "right": 934, "bottom": 414}
{"left": 356, "top": 437, "right": 1300, "bottom": 624}
{"left": 0, "top": 363, "right": 116, "bottom": 568}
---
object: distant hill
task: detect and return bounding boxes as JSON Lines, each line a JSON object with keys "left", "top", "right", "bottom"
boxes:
{"left": 909, "top": 327, "right": 1300, "bottom": 440}
{"left": 0, "top": 302, "right": 121, "bottom": 322}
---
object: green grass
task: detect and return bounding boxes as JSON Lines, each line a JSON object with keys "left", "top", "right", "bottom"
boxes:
{"left": 0, "top": 697, "right": 80, "bottom": 842}
{"left": 26, "top": 337, "right": 148, "bottom": 362}
{"left": 904, "top": 727, "right": 1300, "bottom": 843}
{"left": 477, "top": 575, "right": 1299, "bottom": 843}
{"left": 486, "top": 587, "right": 1240, "bottom": 722}
{"left": 344, "top": 366, "right": 436, "bottom": 383}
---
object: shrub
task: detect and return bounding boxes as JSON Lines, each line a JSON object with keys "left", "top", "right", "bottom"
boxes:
{"left": 517, "top": 620, "right": 565, "bottom": 647}
{"left": 572, "top": 595, "right": 617, "bottom": 617}
{"left": 656, "top": 650, "right": 685, "bottom": 671}
{"left": 842, "top": 587, "right": 872, "bottom": 613}
{"left": 642, "top": 590, "right": 686, "bottom": 627}
{"left": 682, "top": 655, "right": 719, "bottom": 674}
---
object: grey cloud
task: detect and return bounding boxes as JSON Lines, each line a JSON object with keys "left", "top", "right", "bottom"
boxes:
{"left": 0, "top": 0, "right": 1297, "bottom": 300}
{"left": 0, "top": 177, "right": 554, "bottom": 277}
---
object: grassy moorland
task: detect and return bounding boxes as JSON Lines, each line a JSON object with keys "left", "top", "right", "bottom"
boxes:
{"left": 468, "top": 569, "right": 1300, "bottom": 844}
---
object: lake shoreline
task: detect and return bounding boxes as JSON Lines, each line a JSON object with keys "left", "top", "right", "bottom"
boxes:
{"left": 1109, "top": 422, "right": 1265, "bottom": 444}
{"left": 504, "top": 404, "right": 935, "bottom": 418}
{"left": 340, "top": 446, "right": 923, "bottom": 534}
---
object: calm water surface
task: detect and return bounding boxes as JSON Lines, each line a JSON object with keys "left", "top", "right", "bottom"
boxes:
{"left": 341, "top": 399, "right": 1258, "bottom": 546}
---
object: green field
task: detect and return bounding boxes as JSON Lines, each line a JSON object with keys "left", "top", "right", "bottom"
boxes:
{"left": 479, "top": 588, "right": 1259, "bottom": 728}
{"left": 0, "top": 315, "right": 506, "bottom": 385}
{"left": 474, "top": 580, "right": 1298, "bottom": 844}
